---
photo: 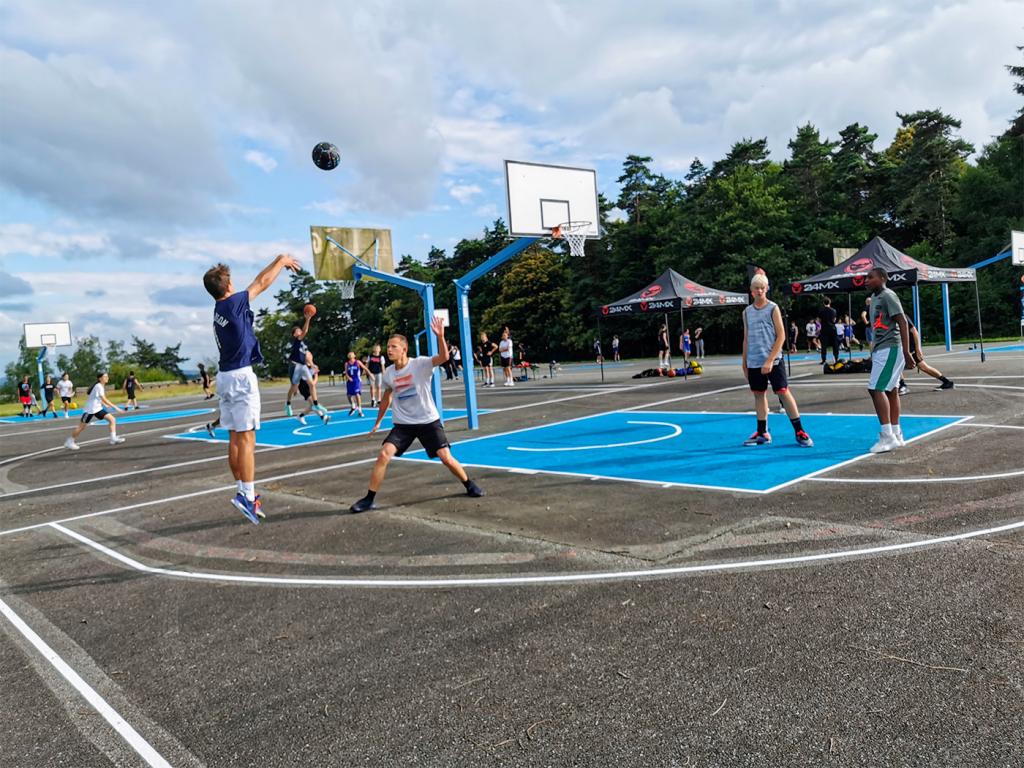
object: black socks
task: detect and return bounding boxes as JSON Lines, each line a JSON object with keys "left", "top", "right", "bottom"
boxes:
{"left": 757, "top": 419, "right": 767, "bottom": 435}
{"left": 364, "top": 490, "right": 377, "bottom": 503}
{"left": 790, "top": 417, "right": 804, "bottom": 434}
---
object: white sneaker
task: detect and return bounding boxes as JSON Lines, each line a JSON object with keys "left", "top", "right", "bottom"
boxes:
{"left": 109, "top": 436, "right": 125, "bottom": 445}
{"left": 893, "top": 431, "right": 906, "bottom": 447}
{"left": 869, "top": 434, "right": 898, "bottom": 454}
{"left": 64, "top": 438, "right": 80, "bottom": 451}
{"left": 63, "top": 412, "right": 69, "bottom": 419}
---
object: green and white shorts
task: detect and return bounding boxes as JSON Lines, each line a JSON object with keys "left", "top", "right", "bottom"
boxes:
{"left": 869, "top": 346, "right": 905, "bottom": 392}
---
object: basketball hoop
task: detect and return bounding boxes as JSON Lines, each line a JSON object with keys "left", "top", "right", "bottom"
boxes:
{"left": 552, "top": 220, "right": 591, "bottom": 259}
{"left": 339, "top": 280, "right": 356, "bottom": 300}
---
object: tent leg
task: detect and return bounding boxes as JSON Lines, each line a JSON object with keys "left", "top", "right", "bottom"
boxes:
{"left": 846, "top": 293, "right": 853, "bottom": 361}
{"left": 973, "top": 280, "right": 986, "bottom": 363}
{"left": 679, "top": 308, "right": 687, "bottom": 380}
{"left": 912, "top": 285, "right": 921, "bottom": 339}
{"left": 597, "top": 314, "right": 604, "bottom": 382}
{"left": 942, "top": 283, "right": 952, "bottom": 351}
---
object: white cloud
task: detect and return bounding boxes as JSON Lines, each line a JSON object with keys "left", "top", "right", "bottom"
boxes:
{"left": 448, "top": 183, "right": 483, "bottom": 204}
{"left": 243, "top": 150, "right": 277, "bottom": 173}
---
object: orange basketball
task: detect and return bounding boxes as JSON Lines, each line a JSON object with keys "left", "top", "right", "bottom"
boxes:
{"left": 303, "top": 303, "right": 317, "bottom": 318}
{"left": 667, "top": 368, "right": 677, "bottom": 377}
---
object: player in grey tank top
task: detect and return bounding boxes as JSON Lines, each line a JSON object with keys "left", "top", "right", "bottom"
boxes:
{"left": 741, "top": 274, "right": 813, "bottom": 448}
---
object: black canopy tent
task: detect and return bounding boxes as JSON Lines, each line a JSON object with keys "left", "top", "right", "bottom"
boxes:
{"left": 595, "top": 268, "right": 748, "bottom": 378}
{"left": 781, "top": 236, "right": 984, "bottom": 360}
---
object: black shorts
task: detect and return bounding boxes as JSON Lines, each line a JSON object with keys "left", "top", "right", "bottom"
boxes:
{"left": 747, "top": 363, "right": 789, "bottom": 394}
{"left": 384, "top": 420, "right": 449, "bottom": 458}
{"left": 480, "top": 356, "right": 492, "bottom": 368}
{"left": 126, "top": 388, "right": 136, "bottom": 398}
{"left": 61, "top": 396, "right": 72, "bottom": 404}
{"left": 500, "top": 355, "right": 513, "bottom": 367}
{"left": 80, "top": 409, "right": 109, "bottom": 424}
{"left": 658, "top": 342, "right": 669, "bottom": 352}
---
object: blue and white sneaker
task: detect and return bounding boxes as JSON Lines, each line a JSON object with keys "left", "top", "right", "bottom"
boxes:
{"left": 231, "top": 493, "right": 261, "bottom": 524}
{"left": 319, "top": 410, "right": 331, "bottom": 425}
{"left": 297, "top": 414, "right": 307, "bottom": 425}
{"left": 284, "top": 404, "right": 293, "bottom": 417}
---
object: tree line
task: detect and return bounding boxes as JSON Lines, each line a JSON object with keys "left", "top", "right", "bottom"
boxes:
{"left": 254, "top": 57, "right": 1022, "bottom": 375}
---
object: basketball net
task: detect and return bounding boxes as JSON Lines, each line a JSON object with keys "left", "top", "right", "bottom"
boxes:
{"left": 339, "top": 280, "right": 356, "bottom": 300}
{"left": 552, "top": 220, "right": 591, "bottom": 259}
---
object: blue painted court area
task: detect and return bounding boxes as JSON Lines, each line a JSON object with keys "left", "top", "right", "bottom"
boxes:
{"left": 401, "top": 411, "right": 965, "bottom": 494}
{"left": 961, "top": 343, "right": 1024, "bottom": 354}
{"left": 0, "top": 407, "right": 214, "bottom": 426}
{"left": 168, "top": 408, "right": 485, "bottom": 448}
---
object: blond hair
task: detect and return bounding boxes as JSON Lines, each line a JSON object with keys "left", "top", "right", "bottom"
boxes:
{"left": 750, "top": 273, "right": 769, "bottom": 290}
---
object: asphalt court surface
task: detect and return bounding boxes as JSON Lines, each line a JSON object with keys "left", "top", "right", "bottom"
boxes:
{"left": 1, "top": 348, "right": 1022, "bottom": 766}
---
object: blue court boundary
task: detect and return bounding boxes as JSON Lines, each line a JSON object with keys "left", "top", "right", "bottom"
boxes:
{"left": 399, "top": 410, "right": 969, "bottom": 494}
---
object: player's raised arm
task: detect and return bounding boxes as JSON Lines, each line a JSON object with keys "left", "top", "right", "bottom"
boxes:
{"left": 430, "top": 316, "right": 449, "bottom": 367}
{"left": 247, "top": 254, "right": 301, "bottom": 301}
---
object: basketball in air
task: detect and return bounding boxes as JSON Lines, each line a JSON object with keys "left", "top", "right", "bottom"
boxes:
{"left": 303, "top": 303, "right": 317, "bottom": 318}
{"left": 311, "top": 142, "right": 340, "bottom": 171}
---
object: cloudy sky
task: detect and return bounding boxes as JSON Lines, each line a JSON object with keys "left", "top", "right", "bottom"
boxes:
{"left": 1, "top": 0, "right": 1020, "bottom": 369}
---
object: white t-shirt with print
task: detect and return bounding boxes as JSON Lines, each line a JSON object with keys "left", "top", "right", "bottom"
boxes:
{"left": 57, "top": 379, "right": 74, "bottom": 398}
{"left": 498, "top": 339, "right": 512, "bottom": 358}
{"left": 84, "top": 382, "right": 106, "bottom": 414}
{"left": 383, "top": 356, "right": 439, "bottom": 425}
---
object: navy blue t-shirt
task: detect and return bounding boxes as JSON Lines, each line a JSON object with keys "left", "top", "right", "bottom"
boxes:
{"left": 289, "top": 337, "right": 308, "bottom": 364}
{"left": 214, "top": 292, "right": 264, "bottom": 372}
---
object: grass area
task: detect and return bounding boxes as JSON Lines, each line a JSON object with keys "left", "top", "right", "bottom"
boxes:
{"left": 0, "top": 379, "right": 292, "bottom": 417}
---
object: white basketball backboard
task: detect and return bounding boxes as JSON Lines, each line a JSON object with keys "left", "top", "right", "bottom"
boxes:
{"left": 433, "top": 308, "right": 450, "bottom": 328}
{"left": 1012, "top": 230, "right": 1024, "bottom": 266}
{"left": 24, "top": 322, "right": 72, "bottom": 349}
{"left": 505, "top": 160, "right": 600, "bottom": 239}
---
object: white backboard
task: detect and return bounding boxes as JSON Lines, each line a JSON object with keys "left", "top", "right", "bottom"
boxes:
{"left": 505, "top": 160, "right": 600, "bottom": 238}
{"left": 433, "top": 308, "right": 450, "bottom": 328}
{"left": 24, "top": 322, "right": 72, "bottom": 348}
{"left": 1012, "top": 230, "right": 1024, "bottom": 266}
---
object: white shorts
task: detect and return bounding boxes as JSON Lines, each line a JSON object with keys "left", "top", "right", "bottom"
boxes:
{"left": 216, "top": 367, "right": 261, "bottom": 432}
{"left": 290, "top": 363, "right": 314, "bottom": 385}
{"left": 868, "top": 346, "right": 905, "bottom": 392}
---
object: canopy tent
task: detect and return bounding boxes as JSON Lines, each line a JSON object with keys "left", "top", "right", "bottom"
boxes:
{"left": 598, "top": 268, "right": 748, "bottom": 315}
{"left": 782, "top": 236, "right": 976, "bottom": 295}
{"left": 781, "top": 236, "right": 984, "bottom": 361}
{"left": 594, "top": 269, "right": 748, "bottom": 379}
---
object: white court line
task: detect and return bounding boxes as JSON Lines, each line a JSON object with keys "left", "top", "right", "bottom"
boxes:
{"left": 808, "top": 469, "right": 1024, "bottom": 484}
{"left": 951, "top": 423, "right": 1024, "bottom": 430}
{"left": 47, "top": 517, "right": 1024, "bottom": 589}
{"left": 507, "top": 421, "right": 682, "bottom": 452}
{"left": 0, "top": 595, "right": 172, "bottom": 767}
{"left": 0, "top": 457, "right": 375, "bottom": 539}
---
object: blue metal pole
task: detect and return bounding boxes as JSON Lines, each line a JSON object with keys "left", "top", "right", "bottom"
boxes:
{"left": 421, "top": 283, "right": 444, "bottom": 413}
{"left": 414, "top": 329, "right": 427, "bottom": 358}
{"left": 36, "top": 347, "right": 47, "bottom": 396}
{"left": 453, "top": 237, "right": 538, "bottom": 430}
{"left": 456, "top": 283, "right": 479, "bottom": 429}
{"left": 941, "top": 283, "right": 952, "bottom": 351}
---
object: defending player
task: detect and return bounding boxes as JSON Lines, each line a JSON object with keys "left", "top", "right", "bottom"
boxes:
{"left": 865, "top": 268, "right": 916, "bottom": 453}
{"left": 344, "top": 351, "right": 371, "bottom": 417}
{"left": 64, "top": 372, "right": 125, "bottom": 449}
{"left": 284, "top": 310, "right": 327, "bottom": 420}
{"left": 349, "top": 316, "right": 484, "bottom": 513}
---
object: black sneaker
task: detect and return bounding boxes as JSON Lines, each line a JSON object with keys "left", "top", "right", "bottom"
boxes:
{"left": 465, "top": 481, "right": 485, "bottom": 498}
{"left": 938, "top": 380, "right": 954, "bottom": 390}
{"left": 898, "top": 384, "right": 909, "bottom": 396}
{"left": 349, "top": 496, "right": 376, "bottom": 514}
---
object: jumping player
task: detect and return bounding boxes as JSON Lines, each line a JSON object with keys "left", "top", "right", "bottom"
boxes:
{"left": 64, "top": 372, "right": 125, "bottom": 449}
{"left": 57, "top": 372, "right": 74, "bottom": 417}
{"left": 366, "top": 344, "right": 385, "bottom": 407}
{"left": 122, "top": 370, "right": 143, "bottom": 410}
{"left": 349, "top": 316, "right": 484, "bottom": 513}
{"left": 865, "top": 268, "right": 915, "bottom": 453}
{"left": 284, "top": 313, "right": 327, "bottom": 420}
{"left": 344, "top": 351, "right": 370, "bottom": 417}
{"left": 203, "top": 254, "right": 300, "bottom": 523}
{"left": 742, "top": 274, "right": 814, "bottom": 448}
